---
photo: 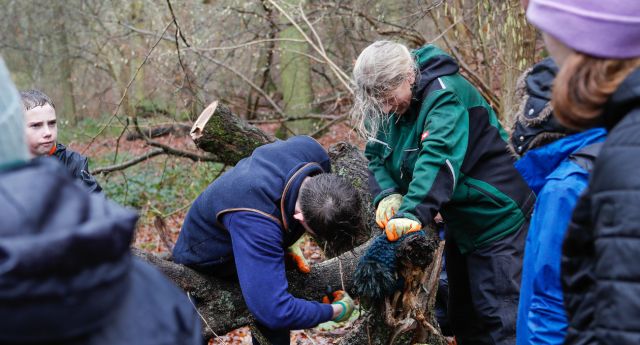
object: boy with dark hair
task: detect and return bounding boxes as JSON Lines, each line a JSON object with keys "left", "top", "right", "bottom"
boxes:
{"left": 173, "top": 136, "right": 362, "bottom": 345}
{"left": 0, "top": 58, "right": 203, "bottom": 345}
{"left": 20, "top": 89, "right": 103, "bottom": 195}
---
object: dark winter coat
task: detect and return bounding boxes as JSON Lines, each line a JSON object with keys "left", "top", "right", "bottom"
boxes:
{"left": 365, "top": 45, "right": 535, "bottom": 253}
{"left": 0, "top": 159, "right": 202, "bottom": 345}
{"left": 173, "top": 136, "right": 334, "bottom": 330}
{"left": 49, "top": 142, "right": 103, "bottom": 195}
{"left": 562, "top": 67, "right": 640, "bottom": 345}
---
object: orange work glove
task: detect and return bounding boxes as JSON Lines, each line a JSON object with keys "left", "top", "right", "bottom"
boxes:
{"left": 375, "top": 194, "right": 403, "bottom": 228}
{"left": 284, "top": 237, "right": 310, "bottom": 274}
{"left": 322, "top": 290, "right": 356, "bottom": 323}
{"left": 385, "top": 213, "right": 422, "bottom": 241}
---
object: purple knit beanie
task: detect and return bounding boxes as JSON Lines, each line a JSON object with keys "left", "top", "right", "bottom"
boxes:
{"left": 527, "top": 0, "right": 640, "bottom": 59}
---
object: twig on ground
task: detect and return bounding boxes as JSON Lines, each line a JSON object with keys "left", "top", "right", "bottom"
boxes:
{"left": 91, "top": 148, "right": 165, "bottom": 175}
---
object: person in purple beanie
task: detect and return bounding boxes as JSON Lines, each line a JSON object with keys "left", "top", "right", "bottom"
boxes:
{"left": 525, "top": 1, "right": 640, "bottom": 345}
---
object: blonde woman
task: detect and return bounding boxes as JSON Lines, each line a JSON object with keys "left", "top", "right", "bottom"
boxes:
{"left": 352, "top": 41, "right": 535, "bottom": 345}
{"left": 524, "top": 1, "right": 640, "bottom": 345}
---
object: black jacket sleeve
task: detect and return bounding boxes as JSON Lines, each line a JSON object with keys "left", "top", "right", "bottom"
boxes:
{"left": 65, "top": 150, "right": 104, "bottom": 196}
{"left": 561, "top": 187, "right": 597, "bottom": 345}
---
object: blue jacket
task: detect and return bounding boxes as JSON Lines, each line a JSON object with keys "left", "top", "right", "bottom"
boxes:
{"left": 514, "top": 128, "right": 606, "bottom": 345}
{"left": 174, "top": 136, "right": 334, "bottom": 330}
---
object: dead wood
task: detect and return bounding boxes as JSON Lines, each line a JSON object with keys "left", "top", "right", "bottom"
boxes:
{"left": 126, "top": 124, "right": 190, "bottom": 141}
{"left": 133, "top": 101, "right": 443, "bottom": 344}
{"left": 191, "top": 101, "right": 277, "bottom": 165}
{"left": 153, "top": 216, "right": 175, "bottom": 253}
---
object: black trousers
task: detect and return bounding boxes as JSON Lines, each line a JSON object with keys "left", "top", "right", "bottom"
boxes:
{"left": 445, "top": 219, "right": 529, "bottom": 345}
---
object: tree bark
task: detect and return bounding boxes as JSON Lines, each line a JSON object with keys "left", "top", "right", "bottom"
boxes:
{"left": 146, "top": 101, "right": 442, "bottom": 344}
{"left": 56, "top": 4, "right": 77, "bottom": 126}
{"left": 190, "top": 102, "right": 277, "bottom": 166}
{"left": 275, "top": 0, "right": 322, "bottom": 138}
{"left": 500, "top": 0, "right": 537, "bottom": 121}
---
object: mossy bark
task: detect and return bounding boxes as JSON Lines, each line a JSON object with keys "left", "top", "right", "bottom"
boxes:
{"left": 192, "top": 103, "right": 277, "bottom": 165}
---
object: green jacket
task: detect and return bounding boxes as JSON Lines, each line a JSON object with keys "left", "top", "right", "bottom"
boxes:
{"left": 365, "top": 45, "right": 535, "bottom": 253}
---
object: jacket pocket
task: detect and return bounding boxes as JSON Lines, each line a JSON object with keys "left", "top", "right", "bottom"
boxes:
{"left": 464, "top": 182, "right": 506, "bottom": 208}
{"left": 366, "top": 139, "right": 394, "bottom": 164}
{"left": 400, "top": 148, "right": 419, "bottom": 179}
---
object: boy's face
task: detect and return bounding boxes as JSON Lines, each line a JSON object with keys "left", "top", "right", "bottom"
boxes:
{"left": 24, "top": 104, "right": 57, "bottom": 156}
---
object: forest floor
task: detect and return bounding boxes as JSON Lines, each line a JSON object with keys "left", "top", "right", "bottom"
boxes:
{"left": 64, "top": 118, "right": 366, "bottom": 344}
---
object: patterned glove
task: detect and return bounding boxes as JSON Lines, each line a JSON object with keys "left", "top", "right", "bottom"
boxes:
{"left": 376, "top": 194, "right": 403, "bottom": 228}
{"left": 322, "top": 290, "right": 356, "bottom": 323}
{"left": 284, "top": 237, "right": 310, "bottom": 274}
{"left": 385, "top": 213, "right": 421, "bottom": 241}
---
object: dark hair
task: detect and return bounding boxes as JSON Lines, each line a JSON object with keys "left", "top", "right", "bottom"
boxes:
{"left": 19, "top": 89, "right": 56, "bottom": 112}
{"left": 299, "top": 174, "right": 363, "bottom": 256}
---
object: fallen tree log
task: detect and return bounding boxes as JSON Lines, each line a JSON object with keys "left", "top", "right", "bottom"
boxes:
{"left": 190, "top": 101, "right": 277, "bottom": 165}
{"left": 135, "top": 101, "right": 443, "bottom": 344}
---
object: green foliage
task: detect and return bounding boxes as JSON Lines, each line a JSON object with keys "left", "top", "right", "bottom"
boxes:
{"left": 57, "top": 116, "right": 125, "bottom": 144}
{"left": 95, "top": 155, "right": 223, "bottom": 212}
{"left": 537, "top": 49, "right": 550, "bottom": 61}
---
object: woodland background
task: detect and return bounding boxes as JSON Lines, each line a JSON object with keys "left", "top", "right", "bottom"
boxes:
{"left": 1, "top": 0, "right": 544, "bottom": 343}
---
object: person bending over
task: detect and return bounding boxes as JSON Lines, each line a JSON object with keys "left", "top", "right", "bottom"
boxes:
{"left": 351, "top": 41, "right": 535, "bottom": 345}
{"left": 173, "top": 136, "right": 362, "bottom": 345}
{"left": 20, "top": 89, "right": 103, "bottom": 195}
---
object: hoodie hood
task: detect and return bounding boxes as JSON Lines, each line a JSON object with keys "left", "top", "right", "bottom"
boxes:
{"left": 514, "top": 128, "right": 606, "bottom": 195}
{"left": 0, "top": 159, "right": 138, "bottom": 342}
{"left": 604, "top": 67, "right": 640, "bottom": 131}
{"left": 411, "top": 45, "right": 460, "bottom": 102}
{"left": 508, "top": 58, "right": 579, "bottom": 158}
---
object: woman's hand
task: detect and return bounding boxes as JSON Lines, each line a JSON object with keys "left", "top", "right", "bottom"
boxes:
{"left": 376, "top": 194, "right": 403, "bottom": 228}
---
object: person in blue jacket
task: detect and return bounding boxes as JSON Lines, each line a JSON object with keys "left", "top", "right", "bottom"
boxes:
{"left": 509, "top": 58, "right": 606, "bottom": 345}
{"left": 173, "top": 136, "right": 362, "bottom": 345}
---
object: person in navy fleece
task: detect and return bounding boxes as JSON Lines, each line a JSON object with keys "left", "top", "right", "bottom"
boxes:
{"left": 173, "top": 136, "right": 362, "bottom": 345}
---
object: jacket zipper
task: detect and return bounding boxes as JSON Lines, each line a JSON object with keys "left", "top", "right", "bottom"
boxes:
{"left": 464, "top": 182, "right": 506, "bottom": 207}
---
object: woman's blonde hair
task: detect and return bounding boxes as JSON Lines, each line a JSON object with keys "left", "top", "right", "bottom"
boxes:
{"left": 351, "top": 41, "right": 418, "bottom": 139}
{"left": 553, "top": 53, "right": 640, "bottom": 130}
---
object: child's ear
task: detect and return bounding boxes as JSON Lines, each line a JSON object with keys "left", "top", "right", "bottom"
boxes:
{"left": 293, "top": 211, "right": 305, "bottom": 223}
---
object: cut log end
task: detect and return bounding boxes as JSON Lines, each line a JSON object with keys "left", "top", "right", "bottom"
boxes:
{"left": 191, "top": 100, "right": 218, "bottom": 140}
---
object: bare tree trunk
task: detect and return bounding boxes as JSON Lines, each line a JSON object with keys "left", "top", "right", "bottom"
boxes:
{"left": 500, "top": 0, "right": 536, "bottom": 120}
{"left": 56, "top": 4, "right": 77, "bottom": 126}
{"left": 276, "top": 0, "right": 321, "bottom": 138}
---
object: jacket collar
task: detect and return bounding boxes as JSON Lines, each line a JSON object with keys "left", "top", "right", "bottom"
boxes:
{"left": 604, "top": 67, "right": 640, "bottom": 131}
{"left": 280, "top": 162, "right": 326, "bottom": 246}
{"left": 514, "top": 128, "right": 607, "bottom": 195}
{"left": 48, "top": 142, "right": 66, "bottom": 157}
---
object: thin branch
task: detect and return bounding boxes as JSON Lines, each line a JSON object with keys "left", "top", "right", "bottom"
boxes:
{"left": 267, "top": 0, "right": 353, "bottom": 93}
{"left": 202, "top": 55, "right": 285, "bottom": 117}
{"left": 81, "top": 20, "right": 173, "bottom": 155}
{"left": 91, "top": 148, "right": 165, "bottom": 175}
{"left": 247, "top": 114, "right": 340, "bottom": 123}
{"left": 310, "top": 114, "right": 348, "bottom": 138}
{"left": 187, "top": 38, "right": 305, "bottom": 51}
